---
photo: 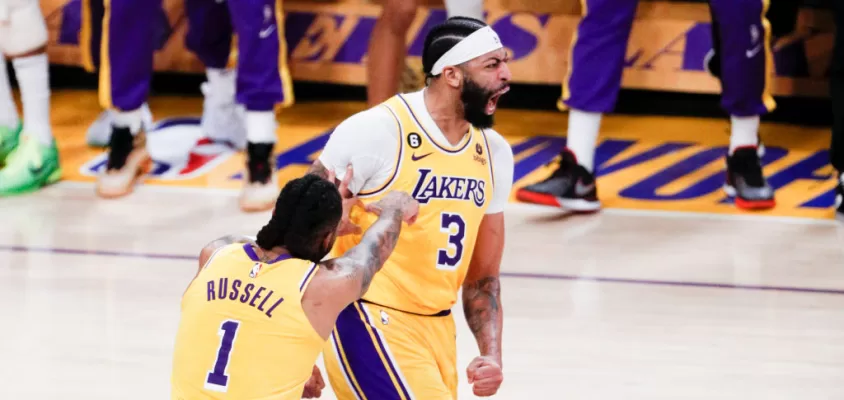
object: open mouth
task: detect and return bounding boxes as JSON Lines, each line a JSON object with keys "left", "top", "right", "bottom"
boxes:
{"left": 485, "top": 86, "right": 511, "bottom": 115}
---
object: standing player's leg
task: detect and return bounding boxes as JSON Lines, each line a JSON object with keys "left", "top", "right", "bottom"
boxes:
{"left": 365, "top": 0, "right": 485, "bottom": 107}
{"left": 80, "top": 0, "right": 153, "bottom": 148}
{"left": 184, "top": 0, "right": 246, "bottom": 149}
{"left": 83, "top": 0, "right": 160, "bottom": 198}
{"left": 227, "top": 0, "right": 292, "bottom": 212}
{"left": 0, "top": 56, "right": 20, "bottom": 161}
{"left": 831, "top": 0, "right": 844, "bottom": 219}
{"left": 366, "top": 0, "right": 419, "bottom": 107}
{"left": 0, "top": 0, "right": 62, "bottom": 196}
{"left": 516, "top": 0, "right": 639, "bottom": 212}
{"left": 709, "top": 0, "right": 776, "bottom": 210}
{"left": 323, "top": 302, "right": 457, "bottom": 400}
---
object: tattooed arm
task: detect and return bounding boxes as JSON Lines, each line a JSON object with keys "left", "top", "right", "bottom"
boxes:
{"left": 301, "top": 191, "right": 418, "bottom": 339}
{"left": 463, "top": 212, "right": 505, "bottom": 397}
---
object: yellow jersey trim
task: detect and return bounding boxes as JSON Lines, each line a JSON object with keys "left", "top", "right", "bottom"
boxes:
{"left": 396, "top": 94, "right": 473, "bottom": 155}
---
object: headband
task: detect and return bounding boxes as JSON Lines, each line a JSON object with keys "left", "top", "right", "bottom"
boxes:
{"left": 430, "top": 26, "right": 503, "bottom": 75}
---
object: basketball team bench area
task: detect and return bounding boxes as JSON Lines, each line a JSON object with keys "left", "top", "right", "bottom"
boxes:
{"left": 1, "top": 0, "right": 843, "bottom": 399}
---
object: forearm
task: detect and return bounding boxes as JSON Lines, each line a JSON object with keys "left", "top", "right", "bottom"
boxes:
{"left": 347, "top": 209, "right": 403, "bottom": 294}
{"left": 462, "top": 276, "right": 503, "bottom": 365}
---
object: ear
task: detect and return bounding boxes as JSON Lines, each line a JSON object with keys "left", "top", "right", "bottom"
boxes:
{"left": 442, "top": 66, "right": 464, "bottom": 89}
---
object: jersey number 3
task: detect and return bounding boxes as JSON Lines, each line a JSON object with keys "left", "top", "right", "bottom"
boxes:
{"left": 437, "top": 213, "right": 466, "bottom": 270}
{"left": 205, "top": 320, "right": 241, "bottom": 392}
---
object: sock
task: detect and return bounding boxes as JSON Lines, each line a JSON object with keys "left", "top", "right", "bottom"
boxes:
{"left": 566, "top": 108, "right": 602, "bottom": 172}
{"left": 113, "top": 108, "right": 143, "bottom": 135}
{"left": 12, "top": 54, "right": 52, "bottom": 145}
{"left": 729, "top": 115, "right": 759, "bottom": 154}
{"left": 246, "top": 111, "right": 277, "bottom": 144}
{"left": 0, "top": 60, "right": 19, "bottom": 129}
{"left": 205, "top": 68, "right": 236, "bottom": 101}
{"left": 444, "top": 0, "right": 484, "bottom": 20}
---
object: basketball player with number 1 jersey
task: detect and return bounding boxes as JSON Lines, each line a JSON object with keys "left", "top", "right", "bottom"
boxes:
{"left": 312, "top": 17, "right": 514, "bottom": 399}
{"left": 171, "top": 175, "right": 419, "bottom": 399}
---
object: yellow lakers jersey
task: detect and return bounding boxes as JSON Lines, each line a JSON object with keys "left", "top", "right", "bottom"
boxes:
{"left": 331, "top": 94, "right": 495, "bottom": 315}
{"left": 171, "top": 243, "right": 324, "bottom": 400}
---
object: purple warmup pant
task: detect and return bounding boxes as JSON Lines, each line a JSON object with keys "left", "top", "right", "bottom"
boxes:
{"left": 81, "top": 0, "right": 159, "bottom": 112}
{"left": 561, "top": 0, "right": 777, "bottom": 117}
{"left": 185, "top": 0, "right": 294, "bottom": 111}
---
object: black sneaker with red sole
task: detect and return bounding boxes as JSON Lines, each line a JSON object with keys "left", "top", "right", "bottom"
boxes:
{"left": 723, "top": 146, "right": 776, "bottom": 210}
{"left": 516, "top": 148, "right": 600, "bottom": 212}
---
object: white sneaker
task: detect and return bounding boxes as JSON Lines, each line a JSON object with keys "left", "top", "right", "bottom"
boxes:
{"left": 239, "top": 172, "right": 279, "bottom": 212}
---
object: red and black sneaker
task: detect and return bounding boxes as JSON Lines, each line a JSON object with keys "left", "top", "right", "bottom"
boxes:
{"left": 723, "top": 146, "right": 776, "bottom": 210}
{"left": 516, "top": 148, "right": 600, "bottom": 212}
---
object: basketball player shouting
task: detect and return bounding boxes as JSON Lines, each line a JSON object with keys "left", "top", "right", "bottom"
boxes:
{"left": 0, "top": 0, "right": 60, "bottom": 195}
{"left": 310, "top": 17, "right": 514, "bottom": 399}
{"left": 171, "top": 174, "right": 419, "bottom": 399}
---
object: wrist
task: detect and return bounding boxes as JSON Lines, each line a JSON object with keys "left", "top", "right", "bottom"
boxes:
{"left": 479, "top": 349, "right": 502, "bottom": 366}
{"left": 380, "top": 207, "right": 403, "bottom": 219}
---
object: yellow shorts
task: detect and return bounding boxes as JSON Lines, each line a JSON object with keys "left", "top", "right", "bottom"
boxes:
{"left": 324, "top": 301, "right": 457, "bottom": 400}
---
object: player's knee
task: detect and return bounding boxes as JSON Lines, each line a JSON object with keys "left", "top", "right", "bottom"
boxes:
{"left": 381, "top": 0, "right": 418, "bottom": 32}
{"left": 0, "top": 0, "right": 48, "bottom": 57}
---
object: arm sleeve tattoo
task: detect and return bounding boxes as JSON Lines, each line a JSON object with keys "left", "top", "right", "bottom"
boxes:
{"left": 335, "top": 209, "right": 403, "bottom": 297}
{"left": 462, "top": 276, "right": 503, "bottom": 364}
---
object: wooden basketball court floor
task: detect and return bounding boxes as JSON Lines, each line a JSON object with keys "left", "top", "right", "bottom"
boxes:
{"left": 1, "top": 91, "right": 843, "bottom": 399}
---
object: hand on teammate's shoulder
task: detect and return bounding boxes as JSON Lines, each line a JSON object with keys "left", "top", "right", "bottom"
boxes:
{"left": 366, "top": 191, "right": 419, "bottom": 225}
{"left": 329, "top": 165, "right": 364, "bottom": 236}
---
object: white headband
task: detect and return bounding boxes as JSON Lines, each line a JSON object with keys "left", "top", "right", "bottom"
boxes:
{"left": 431, "top": 26, "right": 503, "bottom": 75}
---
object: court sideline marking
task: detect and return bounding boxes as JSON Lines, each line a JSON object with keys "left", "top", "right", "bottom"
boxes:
{"left": 1, "top": 244, "right": 843, "bottom": 296}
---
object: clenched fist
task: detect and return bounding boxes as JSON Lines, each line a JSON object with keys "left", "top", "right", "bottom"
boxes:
{"left": 302, "top": 365, "right": 325, "bottom": 398}
{"left": 466, "top": 356, "right": 503, "bottom": 397}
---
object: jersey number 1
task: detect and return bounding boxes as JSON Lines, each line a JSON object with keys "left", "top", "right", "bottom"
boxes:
{"left": 205, "top": 320, "right": 241, "bottom": 392}
{"left": 437, "top": 213, "right": 466, "bottom": 270}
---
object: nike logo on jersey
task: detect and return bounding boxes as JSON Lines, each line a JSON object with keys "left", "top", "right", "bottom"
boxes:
{"left": 411, "top": 168, "right": 486, "bottom": 207}
{"left": 411, "top": 152, "right": 433, "bottom": 161}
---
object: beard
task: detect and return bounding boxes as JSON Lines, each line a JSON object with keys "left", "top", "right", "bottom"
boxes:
{"left": 460, "top": 77, "right": 498, "bottom": 129}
